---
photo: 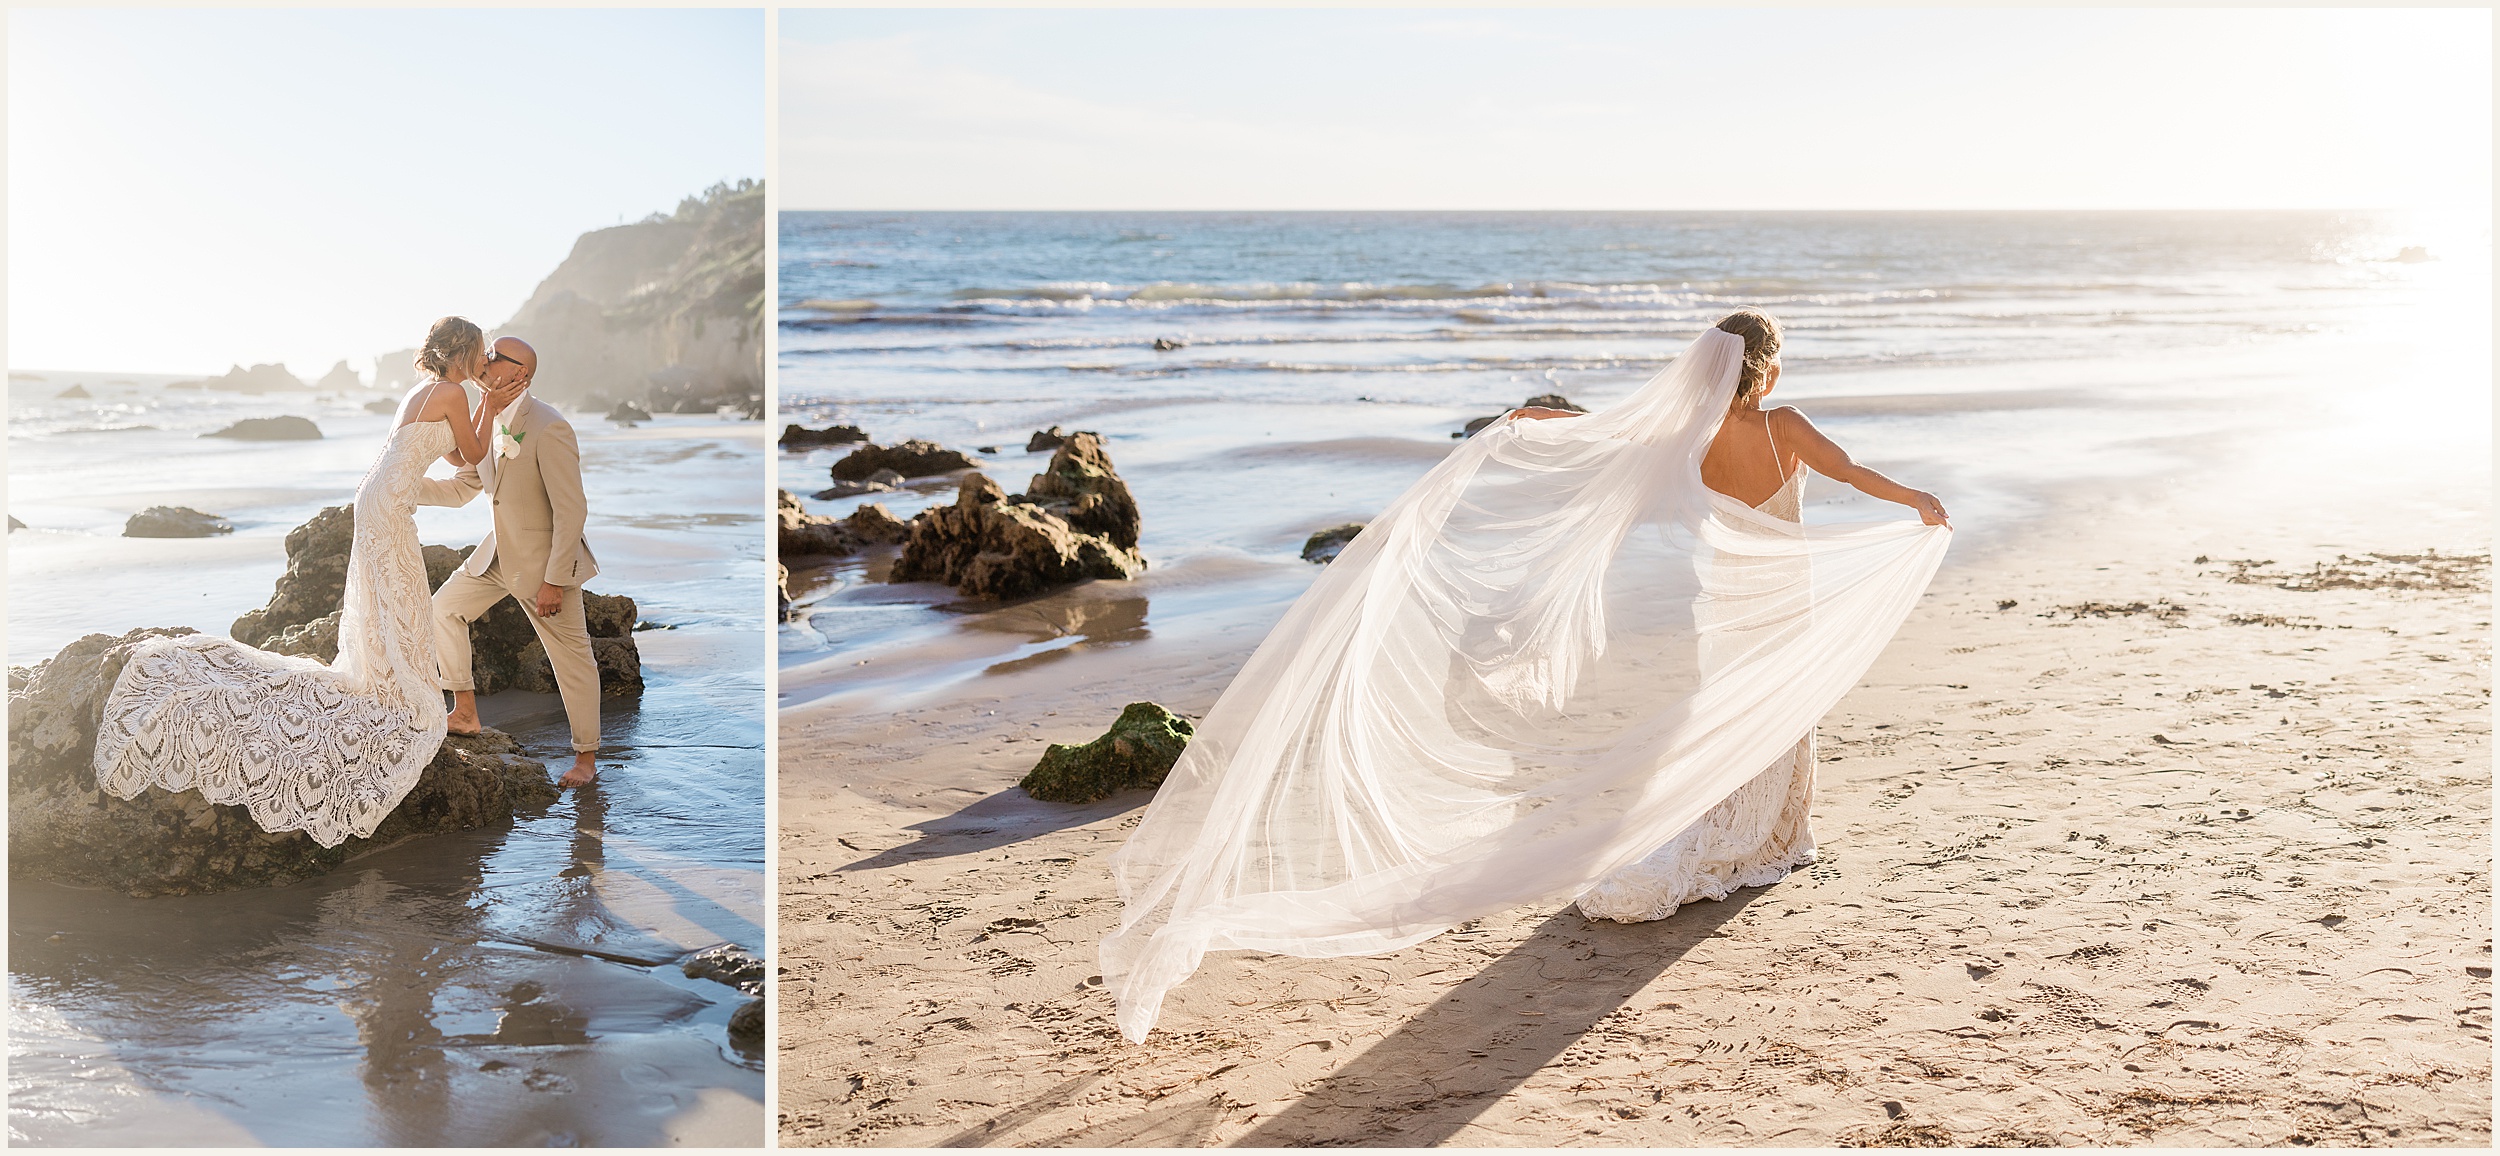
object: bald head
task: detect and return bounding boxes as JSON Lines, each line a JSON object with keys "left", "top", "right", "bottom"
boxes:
{"left": 487, "top": 336, "right": 537, "bottom": 388}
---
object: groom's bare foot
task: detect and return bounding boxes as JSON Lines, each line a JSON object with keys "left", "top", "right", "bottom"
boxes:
{"left": 445, "top": 691, "right": 482, "bottom": 736}
{"left": 558, "top": 752, "right": 597, "bottom": 789}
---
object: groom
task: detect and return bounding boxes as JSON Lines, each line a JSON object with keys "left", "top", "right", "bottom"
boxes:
{"left": 415, "top": 336, "right": 604, "bottom": 788}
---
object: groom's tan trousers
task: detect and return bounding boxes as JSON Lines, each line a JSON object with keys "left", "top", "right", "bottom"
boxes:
{"left": 432, "top": 560, "right": 602, "bottom": 753}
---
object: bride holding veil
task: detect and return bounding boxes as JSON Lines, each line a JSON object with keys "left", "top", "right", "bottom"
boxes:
{"left": 92, "top": 317, "right": 524, "bottom": 849}
{"left": 1102, "top": 309, "right": 1953, "bottom": 1042}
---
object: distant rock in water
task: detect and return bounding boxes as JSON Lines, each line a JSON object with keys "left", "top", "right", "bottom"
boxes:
{"left": 1456, "top": 392, "right": 1587, "bottom": 437}
{"left": 56, "top": 384, "right": 91, "bottom": 400}
{"left": 6, "top": 627, "right": 558, "bottom": 897}
{"left": 372, "top": 349, "right": 419, "bottom": 393}
{"left": 1302, "top": 523, "right": 1365, "bottom": 564}
{"left": 606, "top": 400, "right": 654, "bottom": 425}
{"left": 814, "top": 468, "right": 902, "bottom": 499}
{"left": 231, "top": 504, "right": 642, "bottom": 696}
{"left": 124, "top": 506, "right": 235, "bottom": 538}
{"left": 781, "top": 423, "right": 867, "bottom": 448}
{"left": 889, "top": 432, "right": 1146, "bottom": 599}
{"left": 1019, "top": 702, "right": 1195, "bottom": 804}
{"left": 1151, "top": 337, "right": 1186, "bottom": 351}
{"left": 204, "top": 415, "right": 322, "bottom": 441}
{"left": 364, "top": 397, "right": 397, "bottom": 414}
{"left": 830, "top": 439, "right": 976, "bottom": 481}
{"left": 201, "top": 363, "right": 308, "bottom": 394}
{"left": 315, "top": 361, "right": 364, "bottom": 392}
{"left": 1027, "top": 426, "right": 1066, "bottom": 452}
{"left": 9, "top": 515, "right": 26, "bottom": 532}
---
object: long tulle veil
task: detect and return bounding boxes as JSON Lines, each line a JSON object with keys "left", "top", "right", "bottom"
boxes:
{"left": 1101, "top": 326, "right": 1951, "bottom": 1042}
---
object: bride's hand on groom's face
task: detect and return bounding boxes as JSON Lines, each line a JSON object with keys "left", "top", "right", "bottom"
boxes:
{"left": 484, "top": 379, "right": 528, "bottom": 413}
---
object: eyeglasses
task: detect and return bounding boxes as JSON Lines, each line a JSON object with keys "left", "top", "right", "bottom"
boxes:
{"left": 486, "top": 350, "right": 525, "bottom": 368}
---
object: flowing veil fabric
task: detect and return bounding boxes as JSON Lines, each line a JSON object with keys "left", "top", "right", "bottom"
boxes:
{"left": 1101, "top": 327, "right": 1951, "bottom": 1041}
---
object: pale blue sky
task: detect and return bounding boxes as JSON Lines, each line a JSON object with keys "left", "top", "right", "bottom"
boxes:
{"left": 782, "top": 7, "right": 2490, "bottom": 213}
{"left": 10, "top": 8, "right": 764, "bottom": 375}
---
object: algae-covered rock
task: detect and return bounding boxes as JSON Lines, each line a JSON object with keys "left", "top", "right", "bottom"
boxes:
{"left": 1018, "top": 702, "right": 1195, "bottom": 804}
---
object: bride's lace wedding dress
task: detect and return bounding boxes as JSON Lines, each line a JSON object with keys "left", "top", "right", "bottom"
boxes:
{"left": 94, "top": 418, "right": 455, "bottom": 848}
{"left": 1576, "top": 439, "right": 1816, "bottom": 922}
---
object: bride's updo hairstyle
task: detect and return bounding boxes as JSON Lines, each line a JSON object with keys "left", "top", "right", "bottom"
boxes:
{"left": 415, "top": 316, "right": 484, "bottom": 381}
{"left": 1713, "top": 308, "right": 1783, "bottom": 404}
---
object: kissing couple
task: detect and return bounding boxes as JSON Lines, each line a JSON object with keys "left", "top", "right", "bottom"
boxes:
{"left": 92, "top": 316, "right": 609, "bottom": 849}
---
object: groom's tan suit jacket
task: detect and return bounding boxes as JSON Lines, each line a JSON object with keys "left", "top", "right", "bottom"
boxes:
{"left": 413, "top": 396, "right": 599, "bottom": 587}
{"left": 416, "top": 394, "right": 605, "bottom": 752}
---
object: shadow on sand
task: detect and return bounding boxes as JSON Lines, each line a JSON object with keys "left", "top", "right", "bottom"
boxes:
{"left": 838, "top": 786, "right": 1155, "bottom": 873}
{"left": 1230, "top": 891, "right": 1763, "bottom": 1147}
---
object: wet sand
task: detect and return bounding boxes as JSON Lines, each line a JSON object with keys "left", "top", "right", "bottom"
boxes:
{"left": 775, "top": 334, "right": 2490, "bottom": 1145}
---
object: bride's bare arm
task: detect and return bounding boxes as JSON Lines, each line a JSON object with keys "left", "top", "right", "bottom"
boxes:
{"left": 1773, "top": 407, "right": 1950, "bottom": 527}
{"left": 413, "top": 382, "right": 490, "bottom": 466}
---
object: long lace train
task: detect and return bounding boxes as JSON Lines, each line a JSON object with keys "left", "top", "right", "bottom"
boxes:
{"left": 92, "top": 419, "right": 455, "bottom": 848}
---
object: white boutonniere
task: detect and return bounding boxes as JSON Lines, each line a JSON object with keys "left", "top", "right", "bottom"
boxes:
{"left": 494, "top": 392, "right": 529, "bottom": 459}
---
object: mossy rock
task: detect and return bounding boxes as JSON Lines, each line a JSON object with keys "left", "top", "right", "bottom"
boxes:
{"left": 1018, "top": 702, "right": 1194, "bottom": 804}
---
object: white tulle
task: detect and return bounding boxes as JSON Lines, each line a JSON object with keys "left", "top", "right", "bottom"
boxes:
{"left": 1101, "top": 327, "right": 1950, "bottom": 1041}
{"left": 93, "top": 419, "right": 454, "bottom": 848}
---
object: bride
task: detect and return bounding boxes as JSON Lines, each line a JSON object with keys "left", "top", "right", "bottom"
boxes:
{"left": 1101, "top": 309, "right": 1953, "bottom": 1041}
{"left": 93, "top": 317, "right": 524, "bottom": 849}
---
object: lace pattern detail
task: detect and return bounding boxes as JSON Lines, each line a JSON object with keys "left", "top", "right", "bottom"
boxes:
{"left": 1577, "top": 463, "right": 1818, "bottom": 922}
{"left": 93, "top": 420, "right": 455, "bottom": 848}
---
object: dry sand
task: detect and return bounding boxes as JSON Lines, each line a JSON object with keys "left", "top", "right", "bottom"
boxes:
{"left": 777, "top": 461, "right": 2491, "bottom": 1146}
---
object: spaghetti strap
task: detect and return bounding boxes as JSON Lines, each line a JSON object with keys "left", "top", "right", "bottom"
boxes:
{"left": 1763, "top": 409, "right": 1786, "bottom": 482}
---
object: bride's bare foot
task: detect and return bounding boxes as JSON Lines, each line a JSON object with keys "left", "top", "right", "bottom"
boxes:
{"left": 558, "top": 752, "right": 597, "bottom": 789}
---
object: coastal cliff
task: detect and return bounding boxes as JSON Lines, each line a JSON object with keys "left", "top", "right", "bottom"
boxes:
{"left": 495, "top": 180, "right": 765, "bottom": 413}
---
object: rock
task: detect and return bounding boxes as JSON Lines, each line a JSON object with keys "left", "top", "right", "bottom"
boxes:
{"left": 8, "top": 515, "right": 24, "bottom": 532}
{"left": 1018, "top": 702, "right": 1195, "bottom": 804}
{"left": 200, "top": 363, "right": 307, "bottom": 394}
{"left": 888, "top": 432, "right": 1148, "bottom": 600}
{"left": 231, "top": 506, "right": 359, "bottom": 648}
{"left": 1457, "top": 393, "right": 1586, "bottom": 438}
{"left": 846, "top": 503, "right": 909, "bottom": 545}
{"left": 231, "top": 505, "right": 640, "bottom": 695}
{"left": 977, "top": 445, "right": 1001, "bottom": 455}
{"left": 779, "top": 492, "right": 913, "bottom": 557}
{"left": 728, "top": 997, "right": 765, "bottom": 1050}
{"left": 56, "top": 384, "right": 92, "bottom": 400}
{"left": 6, "top": 628, "right": 557, "bottom": 897}
{"left": 829, "top": 439, "right": 976, "bottom": 482}
{"left": 1021, "top": 431, "right": 1140, "bottom": 550}
{"left": 1027, "top": 426, "right": 1066, "bottom": 452}
{"left": 203, "top": 415, "right": 322, "bottom": 441}
{"left": 682, "top": 943, "right": 765, "bottom": 994}
{"left": 607, "top": 400, "right": 654, "bottom": 424}
{"left": 738, "top": 395, "right": 766, "bottom": 421}
{"left": 776, "top": 562, "right": 791, "bottom": 618}
{"left": 364, "top": 397, "right": 398, "bottom": 414}
{"left": 780, "top": 490, "right": 857, "bottom": 556}
{"left": 1151, "top": 337, "right": 1186, "bottom": 351}
{"left": 315, "top": 361, "right": 364, "bottom": 391}
{"left": 813, "top": 468, "right": 903, "bottom": 499}
{"left": 781, "top": 423, "right": 867, "bottom": 448}
{"left": 1301, "top": 523, "right": 1366, "bottom": 564}
{"left": 124, "top": 506, "right": 235, "bottom": 538}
